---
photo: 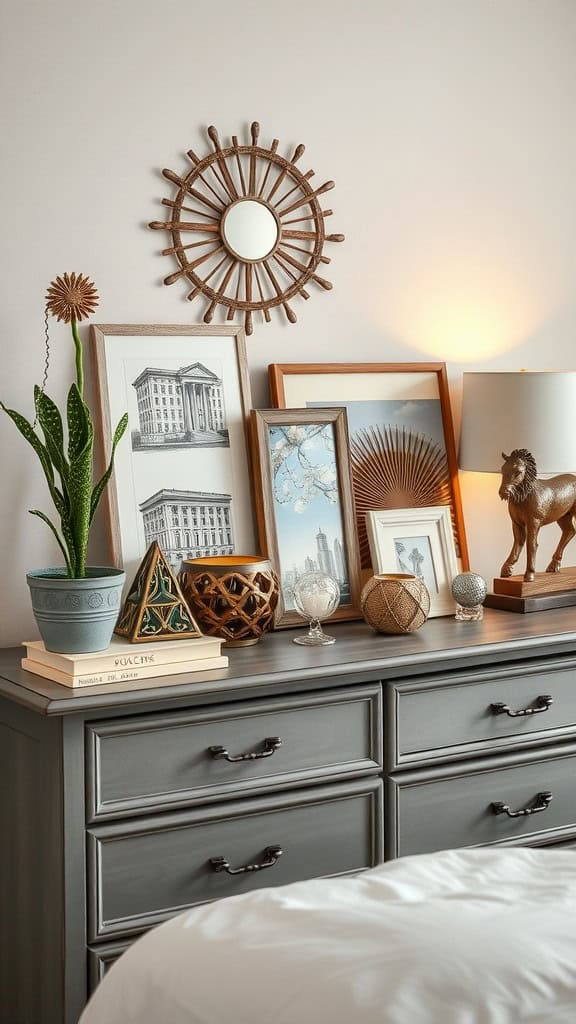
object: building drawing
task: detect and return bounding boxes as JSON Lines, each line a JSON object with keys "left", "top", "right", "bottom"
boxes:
{"left": 280, "top": 527, "right": 349, "bottom": 610}
{"left": 333, "top": 538, "right": 346, "bottom": 581}
{"left": 132, "top": 363, "right": 228, "bottom": 449}
{"left": 316, "top": 526, "right": 337, "bottom": 578}
{"left": 140, "top": 489, "right": 234, "bottom": 568}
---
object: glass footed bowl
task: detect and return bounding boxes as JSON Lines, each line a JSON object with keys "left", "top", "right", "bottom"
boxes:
{"left": 292, "top": 571, "right": 340, "bottom": 646}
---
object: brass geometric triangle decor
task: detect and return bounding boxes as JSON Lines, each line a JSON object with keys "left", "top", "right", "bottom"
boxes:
{"left": 115, "top": 542, "right": 203, "bottom": 643}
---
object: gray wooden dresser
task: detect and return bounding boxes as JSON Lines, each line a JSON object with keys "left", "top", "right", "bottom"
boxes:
{"left": 2, "top": 608, "right": 576, "bottom": 1023}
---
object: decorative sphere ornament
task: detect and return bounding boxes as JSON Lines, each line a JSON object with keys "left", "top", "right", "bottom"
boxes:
{"left": 361, "top": 574, "right": 430, "bottom": 634}
{"left": 292, "top": 571, "right": 340, "bottom": 646}
{"left": 451, "top": 571, "right": 487, "bottom": 621}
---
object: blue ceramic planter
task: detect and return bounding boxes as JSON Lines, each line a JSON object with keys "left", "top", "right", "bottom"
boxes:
{"left": 26, "top": 567, "right": 126, "bottom": 654}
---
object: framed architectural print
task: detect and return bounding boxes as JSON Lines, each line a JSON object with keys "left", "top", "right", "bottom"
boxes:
{"left": 92, "top": 324, "right": 256, "bottom": 582}
{"left": 250, "top": 408, "right": 362, "bottom": 628}
{"left": 268, "top": 362, "right": 469, "bottom": 576}
{"left": 366, "top": 506, "right": 458, "bottom": 617}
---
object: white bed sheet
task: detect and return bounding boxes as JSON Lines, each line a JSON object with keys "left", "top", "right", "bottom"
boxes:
{"left": 81, "top": 848, "right": 576, "bottom": 1024}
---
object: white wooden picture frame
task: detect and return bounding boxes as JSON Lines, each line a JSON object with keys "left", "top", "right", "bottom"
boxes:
{"left": 91, "top": 324, "right": 256, "bottom": 583}
{"left": 366, "top": 506, "right": 458, "bottom": 617}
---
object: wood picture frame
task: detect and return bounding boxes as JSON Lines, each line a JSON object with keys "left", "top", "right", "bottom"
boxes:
{"left": 366, "top": 506, "right": 458, "bottom": 617}
{"left": 91, "top": 324, "right": 256, "bottom": 583}
{"left": 268, "top": 362, "right": 469, "bottom": 575}
{"left": 250, "top": 407, "right": 362, "bottom": 628}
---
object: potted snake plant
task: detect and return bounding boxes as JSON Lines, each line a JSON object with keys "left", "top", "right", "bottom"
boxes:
{"left": 1, "top": 274, "right": 128, "bottom": 653}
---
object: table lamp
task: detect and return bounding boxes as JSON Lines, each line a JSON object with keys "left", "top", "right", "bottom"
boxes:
{"left": 459, "top": 371, "right": 576, "bottom": 612}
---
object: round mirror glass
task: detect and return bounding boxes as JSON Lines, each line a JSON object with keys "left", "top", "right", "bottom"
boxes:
{"left": 222, "top": 199, "right": 279, "bottom": 262}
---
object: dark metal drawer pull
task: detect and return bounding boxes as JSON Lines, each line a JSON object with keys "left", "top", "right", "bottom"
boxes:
{"left": 208, "top": 736, "right": 282, "bottom": 762}
{"left": 210, "top": 845, "right": 283, "bottom": 875}
{"left": 490, "top": 695, "right": 553, "bottom": 718}
{"left": 491, "top": 790, "right": 553, "bottom": 818}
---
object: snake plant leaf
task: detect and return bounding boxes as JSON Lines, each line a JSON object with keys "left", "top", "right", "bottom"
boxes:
{"left": 68, "top": 407, "right": 94, "bottom": 577}
{"left": 67, "top": 384, "right": 90, "bottom": 461}
{"left": 30, "top": 509, "right": 74, "bottom": 577}
{"left": 0, "top": 401, "right": 73, "bottom": 560}
{"left": 67, "top": 382, "right": 94, "bottom": 573}
{"left": 90, "top": 412, "right": 128, "bottom": 523}
{"left": 0, "top": 401, "right": 55, "bottom": 486}
{"left": 58, "top": 509, "right": 78, "bottom": 577}
{"left": 34, "top": 387, "right": 64, "bottom": 451}
{"left": 34, "top": 387, "right": 70, "bottom": 493}
{"left": 0, "top": 399, "right": 69, "bottom": 525}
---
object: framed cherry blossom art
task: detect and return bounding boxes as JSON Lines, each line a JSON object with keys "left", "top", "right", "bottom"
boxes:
{"left": 250, "top": 408, "right": 362, "bottom": 628}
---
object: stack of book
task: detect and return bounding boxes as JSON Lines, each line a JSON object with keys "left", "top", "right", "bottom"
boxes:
{"left": 21, "top": 635, "right": 228, "bottom": 688}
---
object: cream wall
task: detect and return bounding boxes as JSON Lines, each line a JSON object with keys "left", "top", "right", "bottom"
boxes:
{"left": 1, "top": 0, "right": 576, "bottom": 646}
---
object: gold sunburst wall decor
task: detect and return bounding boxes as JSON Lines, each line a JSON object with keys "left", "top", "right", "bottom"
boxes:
{"left": 149, "top": 122, "right": 344, "bottom": 335}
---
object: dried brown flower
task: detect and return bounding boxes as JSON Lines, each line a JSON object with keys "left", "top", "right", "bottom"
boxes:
{"left": 45, "top": 272, "right": 99, "bottom": 323}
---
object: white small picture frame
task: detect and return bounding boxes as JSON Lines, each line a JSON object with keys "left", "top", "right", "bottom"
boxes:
{"left": 366, "top": 506, "right": 458, "bottom": 617}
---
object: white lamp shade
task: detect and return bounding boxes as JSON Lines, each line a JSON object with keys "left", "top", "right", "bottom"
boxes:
{"left": 459, "top": 372, "right": 576, "bottom": 474}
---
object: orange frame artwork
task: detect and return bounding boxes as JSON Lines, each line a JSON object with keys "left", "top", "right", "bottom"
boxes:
{"left": 268, "top": 362, "right": 469, "bottom": 575}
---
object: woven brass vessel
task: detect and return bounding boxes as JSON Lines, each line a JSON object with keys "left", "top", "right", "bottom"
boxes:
{"left": 179, "top": 556, "right": 279, "bottom": 647}
{"left": 361, "top": 573, "right": 430, "bottom": 634}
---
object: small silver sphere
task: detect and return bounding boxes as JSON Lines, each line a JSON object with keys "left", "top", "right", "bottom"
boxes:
{"left": 451, "top": 571, "right": 487, "bottom": 608}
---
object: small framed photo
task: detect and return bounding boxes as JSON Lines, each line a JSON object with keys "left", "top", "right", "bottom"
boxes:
{"left": 91, "top": 324, "right": 256, "bottom": 582}
{"left": 250, "top": 408, "right": 362, "bottom": 628}
{"left": 268, "top": 362, "right": 468, "bottom": 576}
{"left": 366, "top": 506, "right": 458, "bottom": 617}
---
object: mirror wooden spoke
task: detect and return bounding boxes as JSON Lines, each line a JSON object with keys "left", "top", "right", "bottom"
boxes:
{"left": 149, "top": 122, "right": 344, "bottom": 335}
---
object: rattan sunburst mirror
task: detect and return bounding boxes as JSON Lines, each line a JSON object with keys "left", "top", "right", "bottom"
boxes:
{"left": 149, "top": 122, "right": 344, "bottom": 335}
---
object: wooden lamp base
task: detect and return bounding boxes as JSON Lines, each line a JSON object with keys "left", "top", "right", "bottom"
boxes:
{"left": 484, "top": 567, "right": 576, "bottom": 613}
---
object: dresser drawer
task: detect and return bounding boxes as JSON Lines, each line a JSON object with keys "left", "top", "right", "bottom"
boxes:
{"left": 389, "top": 659, "right": 576, "bottom": 768}
{"left": 86, "top": 685, "right": 382, "bottom": 821}
{"left": 387, "top": 744, "right": 576, "bottom": 858}
{"left": 87, "top": 777, "right": 383, "bottom": 941}
{"left": 88, "top": 942, "right": 131, "bottom": 990}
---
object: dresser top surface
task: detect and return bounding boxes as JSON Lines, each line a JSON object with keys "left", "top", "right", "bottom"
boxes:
{"left": 1, "top": 608, "right": 576, "bottom": 716}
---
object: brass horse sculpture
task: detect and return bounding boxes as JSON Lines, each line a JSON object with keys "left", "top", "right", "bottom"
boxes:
{"left": 499, "top": 449, "right": 576, "bottom": 582}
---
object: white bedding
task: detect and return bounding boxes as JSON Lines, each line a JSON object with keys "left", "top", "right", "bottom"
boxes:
{"left": 81, "top": 848, "right": 576, "bottom": 1024}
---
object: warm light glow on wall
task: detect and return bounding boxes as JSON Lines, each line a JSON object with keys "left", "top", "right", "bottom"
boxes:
{"left": 378, "top": 266, "right": 547, "bottom": 362}
{"left": 458, "top": 469, "right": 505, "bottom": 577}
{"left": 459, "top": 469, "right": 501, "bottom": 497}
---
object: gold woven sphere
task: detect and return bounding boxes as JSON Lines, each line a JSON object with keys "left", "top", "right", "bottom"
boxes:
{"left": 361, "top": 573, "right": 430, "bottom": 634}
